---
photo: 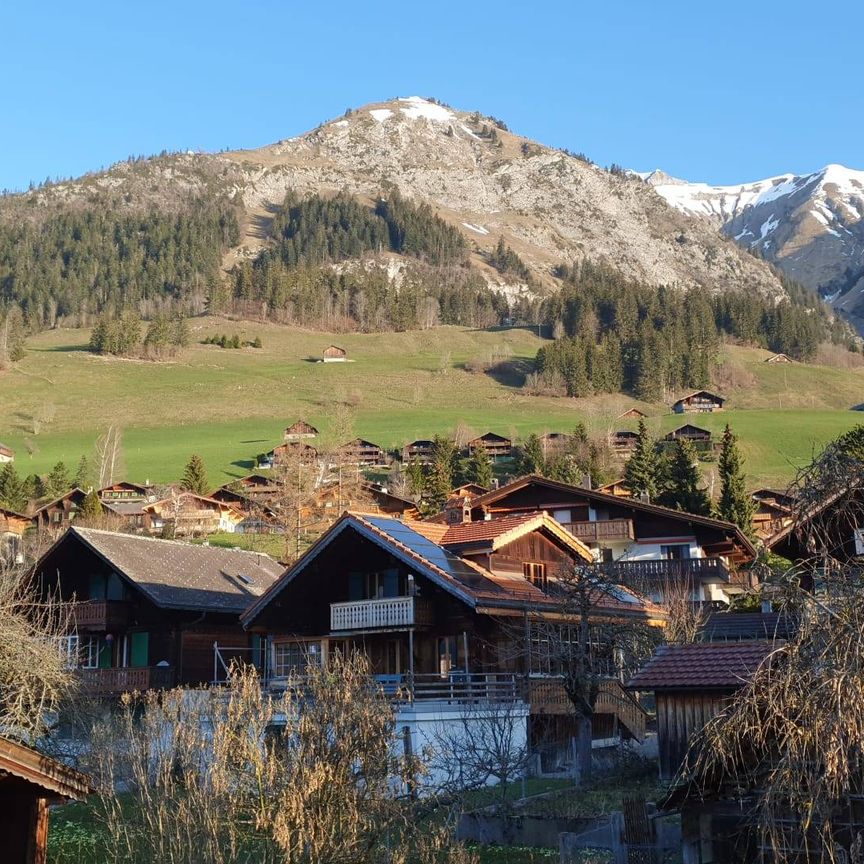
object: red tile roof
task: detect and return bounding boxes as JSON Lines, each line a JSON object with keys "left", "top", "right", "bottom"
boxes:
{"left": 627, "top": 641, "right": 776, "bottom": 691}
{"left": 440, "top": 513, "right": 540, "bottom": 545}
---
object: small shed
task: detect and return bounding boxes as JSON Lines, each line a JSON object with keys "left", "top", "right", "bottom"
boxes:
{"left": 665, "top": 424, "right": 712, "bottom": 443}
{"left": 765, "top": 353, "right": 793, "bottom": 363}
{"left": 597, "top": 479, "right": 632, "bottom": 497}
{"left": 402, "top": 439, "right": 435, "bottom": 464}
{"left": 672, "top": 390, "right": 725, "bottom": 414}
{"left": 320, "top": 345, "right": 348, "bottom": 362}
{"left": 0, "top": 735, "right": 92, "bottom": 864}
{"left": 284, "top": 420, "right": 319, "bottom": 441}
{"left": 0, "top": 441, "right": 14, "bottom": 463}
{"left": 467, "top": 432, "right": 512, "bottom": 461}
{"left": 617, "top": 408, "right": 647, "bottom": 420}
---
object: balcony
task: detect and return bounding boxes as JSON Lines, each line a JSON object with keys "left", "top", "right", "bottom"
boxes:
{"left": 598, "top": 557, "right": 730, "bottom": 584}
{"left": 330, "top": 596, "right": 433, "bottom": 632}
{"left": 566, "top": 519, "right": 635, "bottom": 543}
{"left": 375, "top": 672, "right": 519, "bottom": 704}
{"left": 79, "top": 666, "right": 175, "bottom": 695}
{"left": 72, "top": 600, "right": 131, "bottom": 631}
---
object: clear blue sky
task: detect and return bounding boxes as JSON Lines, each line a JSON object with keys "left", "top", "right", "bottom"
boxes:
{"left": 2, "top": 1, "right": 862, "bottom": 191}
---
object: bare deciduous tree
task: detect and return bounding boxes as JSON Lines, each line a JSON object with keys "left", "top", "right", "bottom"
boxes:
{"left": 95, "top": 425, "right": 124, "bottom": 489}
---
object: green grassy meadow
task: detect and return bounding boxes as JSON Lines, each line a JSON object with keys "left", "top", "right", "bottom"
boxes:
{"left": 1, "top": 319, "right": 862, "bottom": 488}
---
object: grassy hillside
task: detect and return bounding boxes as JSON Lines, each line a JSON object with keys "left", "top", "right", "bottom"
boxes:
{"left": 1, "top": 320, "right": 862, "bottom": 489}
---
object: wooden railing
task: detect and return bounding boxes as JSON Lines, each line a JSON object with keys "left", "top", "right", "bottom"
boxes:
{"left": 375, "top": 672, "right": 520, "bottom": 704}
{"left": 599, "top": 557, "right": 730, "bottom": 583}
{"left": 79, "top": 666, "right": 175, "bottom": 695}
{"left": 72, "top": 600, "right": 131, "bottom": 631}
{"left": 567, "top": 519, "right": 635, "bottom": 542}
{"left": 330, "top": 596, "right": 432, "bottom": 632}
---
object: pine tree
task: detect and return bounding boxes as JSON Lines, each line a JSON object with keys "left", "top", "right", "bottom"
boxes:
{"left": 404, "top": 460, "right": 426, "bottom": 498}
{"left": 518, "top": 433, "right": 546, "bottom": 476}
{"left": 466, "top": 444, "right": 493, "bottom": 489}
{"left": 0, "top": 463, "right": 26, "bottom": 512}
{"left": 181, "top": 454, "right": 209, "bottom": 495}
{"left": 717, "top": 424, "right": 754, "bottom": 532}
{"left": 45, "top": 461, "right": 72, "bottom": 498}
{"left": 426, "top": 436, "right": 458, "bottom": 510}
{"left": 623, "top": 421, "right": 661, "bottom": 501}
{"left": 659, "top": 440, "right": 711, "bottom": 515}
{"left": 74, "top": 455, "right": 95, "bottom": 491}
{"left": 78, "top": 487, "right": 104, "bottom": 520}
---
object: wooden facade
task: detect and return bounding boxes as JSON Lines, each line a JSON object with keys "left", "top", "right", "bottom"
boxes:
{"left": 283, "top": 420, "right": 319, "bottom": 441}
{"left": 321, "top": 344, "right": 348, "bottom": 362}
{"left": 1, "top": 506, "right": 32, "bottom": 566}
{"left": 610, "top": 430, "right": 640, "bottom": 452}
{"left": 665, "top": 424, "right": 712, "bottom": 443}
{"left": 32, "top": 488, "right": 87, "bottom": 532}
{"left": 467, "top": 432, "right": 512, "bottom": 461}
{"left": 142, "top": 493, "right": 244, "bottom": 536}
{"left": 339, "top": 438, "right": 387, "bottom": 467}
{"left": 35, "top": 528, "right": 281, "bottom": 695}
{"left": 402, "top": 439, "right": 435, "bottom": 464}
{"left": 672, "top": 390, "right": 725, "bottom": 414}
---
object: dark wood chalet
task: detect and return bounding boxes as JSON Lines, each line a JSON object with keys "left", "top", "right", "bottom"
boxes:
{"left": 35, "top": 527, "right": 283, "bottom": 695}
{"left": 242, "top": 511, "right": 663, "bottom": 754}
{"left": 339, "top": 438, "right": 387, "bottom": 467}
{"left": 458, "top": 475, "right": 756, "bottom": 604}
{"left": 1, "top": 506, "right": 32, "bottom": 565}
{"left": 32, "top": 488, "right": 87, "bottom": 532}
{"left": 751, "top": 488, "right": 795, "bottom": 540}
{"left": 0, "top": 736, "right": 91, "bottom": 864}
{"left": 261, "top": 442, "right": 320, "bottom": 469}
{"left": 467, "top": 432, "right": 512, "bottom": 461}
{"left": 283, "top": 420, "right": 319, "bottom": 441}
{"left": 402, "top": 439, "right": 436, "bottom": 464}
{"left": 210, "top": 474, "right": 282, "bottom": 518}
{"left": 664, "top": 424, "right": 712, "bottom": 443}
{"left": 142, "top": 493, "right": 244, "bottom": 537}
{"left": 672, "top": 390, "right": 725, "bottom": 414}
{"left": 98, "top": 481, "right": 155, "bottom": 503}
{"left": 539, "top": 432, "right": 570, "bottom": 459}
{"left": 617, "top": 408, "right": 647, "bottom": 420}
{"left": 610, "top": 430, "right": 640, "bottom": 452}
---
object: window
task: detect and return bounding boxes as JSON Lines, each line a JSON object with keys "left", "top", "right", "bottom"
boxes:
{"left": 273, "top": 641, "right": 322, "bottom": 678}
{"left": 80, "top": 636, "right": 102, "bottom": 669}
{"left": 58, "top": 635, "right": 80, "bottom": 669}
{"left": 523, "top": 562, "right": 547, "bottom": 590}
{"left": 854, "top": 529, "right": 864, "bottom": 556}
{"left": 660, "top": 544, "right": 690, "bottom": 560}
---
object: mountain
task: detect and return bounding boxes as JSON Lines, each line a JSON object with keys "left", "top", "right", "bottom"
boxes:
{"left": 4, "top": 96, "right": 790, "bottom": 313}
{"left": 644, "top": 165, "right": 864, "bottom": 323}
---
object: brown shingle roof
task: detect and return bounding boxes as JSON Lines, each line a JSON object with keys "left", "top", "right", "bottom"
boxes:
{"left": 0, "top": 736, "right": 92, "bottom": 800}
{"left": 60, "top": 527, "right": 283, "bottom": 613}
{"left": 627, "top": 641, "right": 776, "bottom": 691}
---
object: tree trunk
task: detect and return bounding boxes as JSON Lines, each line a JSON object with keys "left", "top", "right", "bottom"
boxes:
{"left": 576, "top": 712, "right": 593, "bottom": 785}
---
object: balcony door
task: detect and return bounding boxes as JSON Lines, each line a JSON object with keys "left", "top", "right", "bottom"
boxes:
{"left": 130, "top": 632, "right": 149, "bottom": 668}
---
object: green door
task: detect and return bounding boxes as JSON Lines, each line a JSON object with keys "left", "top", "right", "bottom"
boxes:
{"left": 130, "top": 632, "right": 149, "bottom": 668}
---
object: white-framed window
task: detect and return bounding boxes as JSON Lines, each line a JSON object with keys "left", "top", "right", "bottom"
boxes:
{"left": 58, "top": 635, "right": 80, "bottom": 670}
{"left": 80, "top": 636, "right": 102, "bottom": 669}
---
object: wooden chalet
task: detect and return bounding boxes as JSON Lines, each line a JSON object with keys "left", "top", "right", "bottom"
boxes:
{"left": 665, "top": 424, "right": 712, "bottom": 443}
{"left": 451, "top": 482, "right": 490, "bottom": 498}
{"left": 0, "top": 441, "right": 15, "bottom": 463}
{"left": 1, "top": 506, "right": 32, "bottom": 565}
{"left": 263, "top": 441, "right": 319, "bottom": 469}
{"left": 596, "top": 479, "right": 632, "bottom": 497}
{"left": 0, "top": 736, "right": 92, "bottom": 864}
{"left": 35, "top": 527, "right": 283, "bottom": 695}
{"left": 402, "top": 439, "right": 436, "bottom": 465}
{"left": 362, "top": 483, "right": 421, "bottom": 520}
{"left": 320, "top": 344, "right": 348, "bottom": 362}
{"left": 751, "top": 488, "right": 795, "bottom": 540}
{"left": 338, "top": 438, "right": 387, "bottom": 467}
{"left": 672, "top": 390, "right": 725, "bottom": 414}
{"left": 32, "top": 488, "right": 87, "bottom": 532}
{"left": 142, "top": 493, "right": 245, "bottom": 537}
{"left": 242, "top": 511, "right": 662, "bottom": 755}
{"left": 610, "top": 430, "right": 640, "bottom": 452}
{"left": 539, "top": 432, "right": 570, "bottom": 458}
{"left": 211, "top": 475, "right": 282, "bottom": 523}
{"left": 455, "top": 475, "right": 756, "bottom": 604}
{"left": 98, "top": 481, "right": 155, "bottom": 503}
{"left": 467, "top": 432, "right": 512, "bottom": 462}
{"left": 283, "top": 420, "right": 319, "bottom": 441}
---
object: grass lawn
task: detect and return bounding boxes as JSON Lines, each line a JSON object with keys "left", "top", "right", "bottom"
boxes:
{"left": 2, "top": 319, "right": 862, "bottom": 488}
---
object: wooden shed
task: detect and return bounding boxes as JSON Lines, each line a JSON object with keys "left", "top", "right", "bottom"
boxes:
{"left": 672, "top": 390, "right": 725, "bottom": 414}
{"left": 467, "top": 432, "right": 512, "bottom": 462}
{"left": 617, "top": 408, "right": 647, "bottom": 420}
{"left": 765, "top": 352, "right": 793, "bottom": 363}
{"left": 0, "top": 735, "right": 92, "bottom": 864}
{"left": 320, "top": 345, "right": 348, "bottom": 362}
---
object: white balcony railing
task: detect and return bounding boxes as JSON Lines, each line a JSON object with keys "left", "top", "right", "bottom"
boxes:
{"left": 330, "top": 596, "right": 416, "bottom": 632}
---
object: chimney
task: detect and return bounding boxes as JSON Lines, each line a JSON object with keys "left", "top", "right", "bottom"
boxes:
{"left": 445, "top": 494, "right": 472, "bottom": 525}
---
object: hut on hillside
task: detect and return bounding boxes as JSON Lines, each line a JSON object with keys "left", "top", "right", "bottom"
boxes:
{"left": 672, "top": 390, "right": 725, "bottom": 414}
{"left": 320, "top": 345, "right": 348, "bottom": 362}
{"left": 284, "top": 420, "right": 319, "bottom": 441}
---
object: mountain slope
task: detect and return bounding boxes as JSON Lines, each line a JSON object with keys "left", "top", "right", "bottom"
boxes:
{"left": 8, "top": 97, "right": 790, "bottom": 304}
{"left": 645, "top": 164, "right": 864, "bottom": 321}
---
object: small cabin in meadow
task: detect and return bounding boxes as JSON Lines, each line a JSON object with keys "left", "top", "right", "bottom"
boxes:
{"left": 320, "top": 345, "right": 348, "bottom": 362}
{"left": 0, "top": 441, "right": 15, "bottom": 463}
{"left": 765, "top": 352, "right": 793, "bottom": 363}
{"left": 617, "top": 408, "right": 647, "bottom": 421}
{"left": 665, "top": 424, "right": 712, "bottom": 444}
{"left": 0, "top": 736, "right": 92, "bottom": 864}
{"left": 672, "top": 390, "right": 725, "bottom": 414}
{"left": 283, "top": 420, "right": 319, "bottom": 441}
{"left": 402, "top": 439, "right": 436, "bottom": 465}
{"left": 467, "top": 432, "right": 512, "bottom": 461}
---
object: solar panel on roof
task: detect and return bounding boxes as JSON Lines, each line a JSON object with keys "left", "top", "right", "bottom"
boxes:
{"left": 363, "top": 516, "right": 489, "bottom": 587}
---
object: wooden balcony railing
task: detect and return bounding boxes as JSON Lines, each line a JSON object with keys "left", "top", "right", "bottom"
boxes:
{"left": 72, "top": 600, "right": 131, "bottom": 631}
{"left": 374, "top": 672, "right": 520, "bottom": 704}
{"left": 79, "top": 666, "right": 175, "bottom": 695}
{"left": 566, "top": 519, "right": 635, "bottom": 543}
{"left": 598, "top": 557, "right": 730, "bottom": 584}
{"left": 330, "top": 596, "right": 433, "bottom": 632}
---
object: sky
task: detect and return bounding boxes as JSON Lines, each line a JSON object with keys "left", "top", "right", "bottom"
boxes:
{"left": 1, "top": 0, "right": 863, "bottom": 191}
